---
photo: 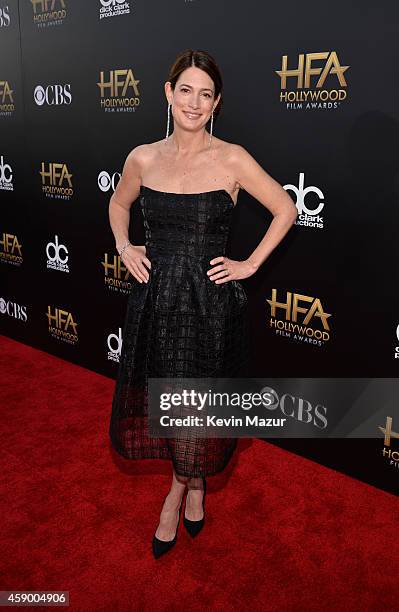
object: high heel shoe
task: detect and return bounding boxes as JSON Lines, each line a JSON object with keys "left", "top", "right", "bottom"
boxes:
{"left": 183, "top": 478, "right": 206, "bottom": 538}
{"left": 152, "top": 498, "right": 182, "bottom": 559}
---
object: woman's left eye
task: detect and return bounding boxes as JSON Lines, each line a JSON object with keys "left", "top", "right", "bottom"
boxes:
{"left": 181, "top": 88, "right": 211, "bottom": 98}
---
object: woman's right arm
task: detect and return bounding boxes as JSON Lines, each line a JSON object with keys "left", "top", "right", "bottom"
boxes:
{"left": 108, "top": 146, "right": 151, "bottom": 284}
{"left": 109, "top": 146, "right": 143, "bottom": 252}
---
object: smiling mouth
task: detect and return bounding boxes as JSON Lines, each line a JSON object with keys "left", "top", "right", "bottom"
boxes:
{"left": 183, "top": 111, "right": 202, "bottom": 119}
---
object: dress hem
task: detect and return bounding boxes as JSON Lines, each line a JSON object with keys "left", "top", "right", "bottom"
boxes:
{"left": 109, "top": 432, "right": 237, "bottom": 478}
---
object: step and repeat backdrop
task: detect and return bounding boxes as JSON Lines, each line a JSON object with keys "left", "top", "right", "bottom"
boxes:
{"left": 1, "top": 1, "right": 398, "bottom": 493}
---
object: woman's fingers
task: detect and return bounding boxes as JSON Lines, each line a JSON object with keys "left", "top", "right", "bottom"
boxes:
{"left": 120, "top": 244, "right": 151, "bottom": 283}
{"left": 135, "top": 259, "right": 150, "bottom": 281}
{"left": 130, "top": 259, "right": 148, "bottom": 283}
{"left": 211, "top": 269, "right": 231, "bottom": 280}
{"left": 208, "top": 260, "right": 231, "bottom": 279}
{"left": 142, "top": 256, "right": 152, "bottom": 270}
{"left": 208, "top": 265, "right": 229, "bottom": 277}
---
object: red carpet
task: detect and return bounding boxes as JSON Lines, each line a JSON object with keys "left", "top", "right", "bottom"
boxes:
{"left": 1, "top": 334, "right": 398, "bottom": 611}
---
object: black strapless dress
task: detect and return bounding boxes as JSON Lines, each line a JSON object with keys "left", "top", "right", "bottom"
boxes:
{"left": 109, "top": 185, "right": 250, "bottom": 477}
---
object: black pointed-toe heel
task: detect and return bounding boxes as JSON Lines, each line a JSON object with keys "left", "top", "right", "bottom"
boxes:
{"left": 183, "top": 478, "right": 206, "bottom": 538}
{"left": 152, "top": 501, "right": 182, "bottom": 559}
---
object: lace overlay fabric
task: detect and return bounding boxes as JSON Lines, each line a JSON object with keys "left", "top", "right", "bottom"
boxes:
{"left": 109, "top": 185, "right": 250, "bottom": 477}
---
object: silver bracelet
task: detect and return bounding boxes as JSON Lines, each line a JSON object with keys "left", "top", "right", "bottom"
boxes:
{"left": 118, "top": 240, "right": 131, "bottom": 260}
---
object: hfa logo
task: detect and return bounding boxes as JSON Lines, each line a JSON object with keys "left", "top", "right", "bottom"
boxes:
{"left": 0, "top": 233, "right": 23, "bottom": 265}
{"left": 40, "top": 162, "right": 73, "bottom": 200}
{"left": 266, "top": 289, "right": 331, "bottom": 345}
{"left": 31, "top": 0, "right": 66, "bottom": 12}
{"left": 378, "top": 416, "right": 399, "bottom": 470}
{"left": 46, "top": 306, "right": 78, "bottom": 344}
{"left": 275, "top": 51, "right": 349, "bottom": 110}
{"left": 102, "top": 253, "right": 132, "bottom": 294}
{"left": 0, "top": 79, "right": 14, "bottom": 114}
{"left": 97, "top": 68, "right": 140, "bottom": 112}
{"left": 31, "top": 0, "right": 67, "bottom": 28}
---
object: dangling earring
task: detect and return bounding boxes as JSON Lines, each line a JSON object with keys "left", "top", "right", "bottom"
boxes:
{"left": 165, "top": 102, "right": 171, "bottom": 142}
{"left": 208, "top": 109, "right": 214, "bottom": 149}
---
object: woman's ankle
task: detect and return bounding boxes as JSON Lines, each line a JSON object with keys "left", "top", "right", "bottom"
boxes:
{"left": 187, "top": 476, "right": 204, "bottom": 491}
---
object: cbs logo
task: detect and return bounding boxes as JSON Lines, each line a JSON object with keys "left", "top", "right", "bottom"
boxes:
{"left": 98, "top": 171, "right": 121, "bottom": 193}
{"left": 0, "top": 6, "right": 10, "bottom": 27}
{"left": 34, "top": 84, "right": 72, "bottom": 106}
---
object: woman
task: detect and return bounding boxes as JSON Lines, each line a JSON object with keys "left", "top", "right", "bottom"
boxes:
{"left": 108, "top": 49, "right": 297, "bottom": 558}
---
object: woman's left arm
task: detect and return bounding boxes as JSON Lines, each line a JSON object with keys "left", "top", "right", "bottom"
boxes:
{"left": 208, "top": 145, "right": 298, "bottom": 284}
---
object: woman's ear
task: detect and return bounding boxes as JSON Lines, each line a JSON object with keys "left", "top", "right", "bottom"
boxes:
{"left": 214, "top": 92, "right": 221, "bottom": 111}
{"left": 164, "top": 81, "right": 172, "bottom": 104}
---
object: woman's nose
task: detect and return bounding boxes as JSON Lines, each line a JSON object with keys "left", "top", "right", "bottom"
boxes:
{"left": 188, "top": 96, "right": 200, "bottom": 109}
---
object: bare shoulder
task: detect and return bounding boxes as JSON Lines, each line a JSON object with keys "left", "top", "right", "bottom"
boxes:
{"left": 208, "top": 137, "right": 241, "bottom": 158}
{"left": 125, "top": 142, "right": 156, "bottom": 168}
{"left": 225, "top": 142, "right": 266, "bottom": 186}
{"left": 217, "top": 141, "right": 253, "bottom": 190}
{"left": 218, "top": 141, "right": 297, "bottom": 220}
{"left": 127, "top": 139, "right": 169, "bottom": 174}
{"left": 224, "top": 142, "right": 252, "bottom": 164}
{"left": 215, "top": 140, "right": 252, "bottom": 169}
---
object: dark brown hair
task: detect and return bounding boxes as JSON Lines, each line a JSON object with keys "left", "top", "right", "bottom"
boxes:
{"left": 166, "top": 49, "right": 223, "bottom": 122}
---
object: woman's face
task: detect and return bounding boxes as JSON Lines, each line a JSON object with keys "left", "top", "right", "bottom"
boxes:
{"left": 166, "top": 66, "right": 220, "bottom": 131}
